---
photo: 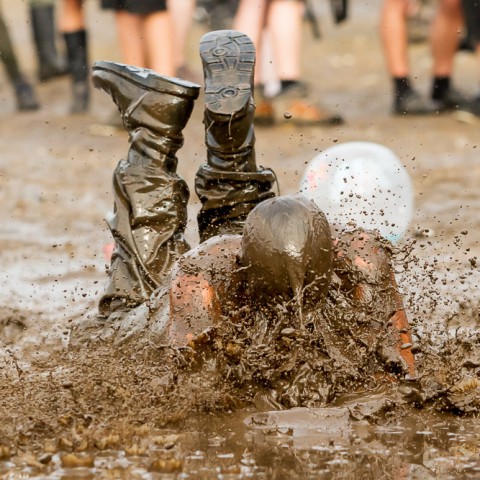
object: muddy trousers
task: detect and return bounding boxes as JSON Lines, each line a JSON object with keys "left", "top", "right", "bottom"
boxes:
{"left": 99, "top": 151, "right": 276, "bottom": 316}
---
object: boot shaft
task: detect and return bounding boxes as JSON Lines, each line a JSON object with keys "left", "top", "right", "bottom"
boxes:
{"left": 30, "top": 4, "right": 68, "bottom": 81}
{"left": 64, "top": 29, "right": 88, "bottom": 83}
{"left": 196, "top": 30, "right": 277, "bottom": 240}
{"left": 200, "top": 29, "right": 257, "bottom": 168}
{"left": 92, "top": 62, "right": 200, "bottom": 166}
{"left": 204, "top": 102, "right": 257, "bottom": 172}
{"left": 93, "top": 62, "right": 200, "bottom": 314}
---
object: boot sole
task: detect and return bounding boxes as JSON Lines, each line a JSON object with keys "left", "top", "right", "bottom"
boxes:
{"left": 92, "top": 61, "right": 201, "bottom": 99}
{"left": 199, "top": 30, "right": 255, "bottom": 115}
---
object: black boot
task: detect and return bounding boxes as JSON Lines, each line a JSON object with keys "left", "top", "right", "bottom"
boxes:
{"left": 195, "top": 30, "right": 277, "bottom": 241}
{"left": 13, "top": 77, "right": 40, "bottom": 111}
{"left": 92, "top": 61, "right": 201, "bottom": 315}
{"left": 30, "top": 4, "right": 68, "bottom": 81}
{"left": 64, "top": 30, "right": 89, "bottom": 113}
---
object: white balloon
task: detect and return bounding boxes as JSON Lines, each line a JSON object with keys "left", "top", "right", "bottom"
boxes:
{"left": 299, "top": 142, "right": 414, "bottom": 242}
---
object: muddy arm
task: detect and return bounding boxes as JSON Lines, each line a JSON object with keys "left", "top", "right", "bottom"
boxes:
{"left": 334, "top": 230, "right": 416, "bottom": 378}
{"left": 352, "top": 274, "right": 416, "bottom": 378}
{"left": 384, "top": 272, "right": 416, "bottom": 378}
{"left": 166, "top": 235, "right": 242, "bottom": 347}
{"left": 167, "top": 271, "right": 222, "bottom": 347}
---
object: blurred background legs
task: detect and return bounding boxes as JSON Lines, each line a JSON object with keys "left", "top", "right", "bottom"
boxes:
{"left": 234, "top": 0, "right": 343, "bottom": 126}
{"left": 168, "top": 0, "right": 199, "bottom": 80}
{"left": 60, "top": 0, "right": 89, "bottom": 113}
{"left": 381, "top": 0, "right": 465, "bottom": 115}
{"left": 380, "top": 0, "right": 437, "bottom": 114}
{"left": 0, "top": 6, "right": 39, "bottom": 111}
{"left": 114, "top": 11, "right": 145, "bottom": 67}
{"left": 29, "top": 0, "right": 68, "bottom": 82}
{"left": 102, "top": 2, "right": 174, "bottom": 76}
{"left": 143, "top": 10, "right": 175, "bottom": 75}
{"left": 430, "top": 0, "right": 466, "bottom": 110}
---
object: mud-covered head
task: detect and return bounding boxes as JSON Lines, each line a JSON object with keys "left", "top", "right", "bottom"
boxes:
{"left": 240, "top": 195, "right": 333, "bottom": 308}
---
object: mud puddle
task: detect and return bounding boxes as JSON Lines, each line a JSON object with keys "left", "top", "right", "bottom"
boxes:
{"left": 1, "top": 409, "right": 478, "bottom": 479}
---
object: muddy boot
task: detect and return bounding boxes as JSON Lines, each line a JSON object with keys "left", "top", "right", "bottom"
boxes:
{"left": 92, "top": 61, "right": 201, "bottom": 315}
{"left": 64, "top": 30, "right": 89, "bottom": 113}
{"left": 30, "top": 4, "right": 68, "bottom": 81}
{"left": 196, "top": 30, "right": 277, "bottom": 241}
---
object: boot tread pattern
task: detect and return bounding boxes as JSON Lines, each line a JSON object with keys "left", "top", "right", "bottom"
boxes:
{"left": 200, "top": 30, "right": 255, "bottom": 115}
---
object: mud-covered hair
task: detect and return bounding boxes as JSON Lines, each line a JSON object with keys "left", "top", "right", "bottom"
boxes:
{"left": 240, "top": 194, "right": 333, "bottom": 307}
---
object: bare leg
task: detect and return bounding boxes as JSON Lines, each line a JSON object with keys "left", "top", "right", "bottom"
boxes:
{"left": 380, "top": 0, "right": 440, "bottom": 113}
{"left": 233, "top": 0, "right": 269, "bottom": 84}
{"left": 115, "top": 11, "right": 146, "bottom": 67}
{"left": 144, "top": 11, "right": 175, "bottom": 76}
{"left": 258, "top": 0, "right": 342, "bottom": 125}
{"left": 431, "top": 0, "right": 462, "bottom": 77}
{"left": 259, "top": 30, "right": 281, "bottom": 97}
{"left": 267, "top": 0, "right": 303, "bottom": 81}
{"left": 380, "top": 0, "right": 410, "bottom": 77}
{"left": 60, "top": 0, "right": 89, "bottom": 113}
{"left": 59, "top": 0, "right": 84, "bottom": 32}
{"left": 233, "top": 0, "right": 267, "bottom": 46}
{"left": 168, "top": 0, "right": 195, "bottom": 72}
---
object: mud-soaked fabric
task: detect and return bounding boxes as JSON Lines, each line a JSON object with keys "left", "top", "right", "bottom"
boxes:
{"left": 99, "top": 158, "right": 191, "bottom": 314}
{"left": 94, "top": 66, "right": 200, "bottom": 315}
{"left": 195, "top": 101, "right": 277, "bottom": 241}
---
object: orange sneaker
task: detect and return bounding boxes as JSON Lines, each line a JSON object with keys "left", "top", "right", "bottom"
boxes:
{"left": 255, "top": 82, "right": 344, "bottom": 126}
{"left": 254, "top": 97, "right": 276, "bottom": 126}
{"left": 275, "top": 82, "right": 343, "bottom": 126}
{"left": 252, "top": 86, "right": 275, "bottom": 126}
{"left": 280, "top": 98, "right": 344, "bottom": 126}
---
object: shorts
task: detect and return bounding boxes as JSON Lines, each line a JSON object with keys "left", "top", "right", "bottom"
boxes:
{"left": 101, "top": 0, "right": 167, "bottom": 14}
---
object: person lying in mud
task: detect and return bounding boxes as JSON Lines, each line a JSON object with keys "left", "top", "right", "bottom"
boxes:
{"left": 87, "top": 30, "right": 416, "bottom": 384}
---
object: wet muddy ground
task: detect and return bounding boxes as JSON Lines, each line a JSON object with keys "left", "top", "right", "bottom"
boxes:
{"left": 0, "top": 1, "right": 479, "bottom": 478}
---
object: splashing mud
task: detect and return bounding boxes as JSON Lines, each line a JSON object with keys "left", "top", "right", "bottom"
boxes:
{"left": 0, "top": 237, "right": 478, "bottom": 478}
{"left": 1, "top": 3, "right": 479, "bottom": 477}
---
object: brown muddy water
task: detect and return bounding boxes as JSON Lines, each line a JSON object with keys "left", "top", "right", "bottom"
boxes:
{"left": 1, "top": 1, "right": 479, "bottom": 478}
{"left": 0, "top": 410, "right": 479, "bottom": 479}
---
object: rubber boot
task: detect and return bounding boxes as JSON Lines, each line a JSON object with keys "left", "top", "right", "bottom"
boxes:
{"left": 195, "top": 30, "right": 277, "bottom": 242}
{"left": 64, "top": 29, "right": 89, "bottom": 113}
{"left": 0, "top": 11, "right": 39, "bottom": 111}
{"left": 13, "top": 77, "right": 40, "bottom": 111}
{"left": 30, "top": 4, "right": 68, "bottom": 81}
{"left": 92, "top": 61, "right": 201, "bottom": 315}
